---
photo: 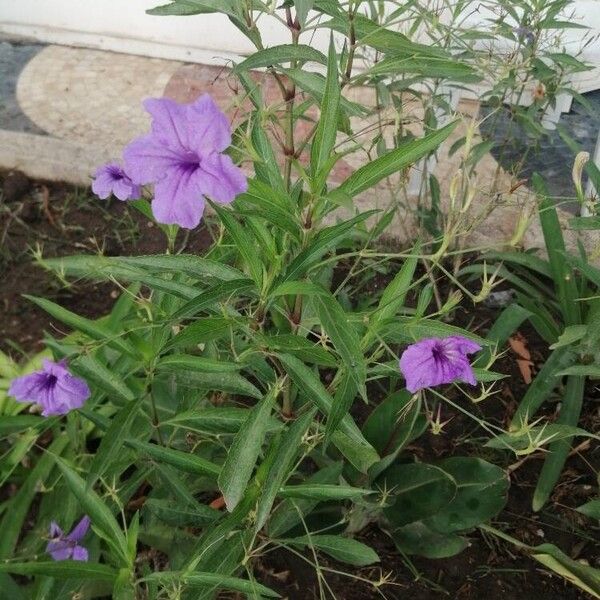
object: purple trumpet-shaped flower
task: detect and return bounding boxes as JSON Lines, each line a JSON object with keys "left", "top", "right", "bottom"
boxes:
{"left": 123, "top": 94, "right": 247, "bottom": 229}
{"left": 123, "top": 94, "right": 248, "bottom": 229}
{"left": 92, "top": 162, "right": 141, "bottom": 201}
{"left": 399, "top": 336, "right": 482, "bottom": 393}
{"left": 8, "top": 359, "right": 90, "bottom": 416}
{"left": 47, "top": 516, "right": 90, "bottom": 562}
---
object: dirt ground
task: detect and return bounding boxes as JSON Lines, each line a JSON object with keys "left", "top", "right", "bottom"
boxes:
{"left": 0, "top": 171, "right": 598, "bottom": 599}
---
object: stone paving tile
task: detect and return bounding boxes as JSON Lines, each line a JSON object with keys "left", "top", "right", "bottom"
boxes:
{"left": 0, "top": 38, "right": 46, "bottom": 134}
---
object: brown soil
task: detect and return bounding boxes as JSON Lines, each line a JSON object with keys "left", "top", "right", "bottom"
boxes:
{"left": 1, "top": 172, "right": 598, "bottom": 599}
{"left": 0, "top": 171, "right": 212, "bottom": 356}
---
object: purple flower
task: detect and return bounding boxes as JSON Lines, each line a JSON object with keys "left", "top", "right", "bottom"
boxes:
{"left": 92, "top": 162, "right": 141, "bottom": 201}
{"left": 47, "top": 516, "right": 90, "bottom": 562}
{"left": 123, "top": 94, "right": 247, "bottom": 229}
{"left": 399, "top": 336, "right": 481, "bottom": 393}
{"left": 8, "top": 359, "right": 90, "bottom": 416}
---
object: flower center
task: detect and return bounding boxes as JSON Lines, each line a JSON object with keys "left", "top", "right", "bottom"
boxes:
{"left": 179, "top": 151, "right": 202, "bottom": 171}
{"left": 431, "top": 344, "right": 447, "bottom": 362}
{"left": 43, "top": 374, "right": 58, "bottom": 389}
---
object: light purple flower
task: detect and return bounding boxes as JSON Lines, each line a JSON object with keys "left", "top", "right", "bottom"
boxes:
{"left": 123, "top": 94, "right": 247, "bottom": 229}
{"left": 92, "top": 162, "right": 141, "bottom": 201}
{"left": 8, "top": 359, "right": 90, "bottom": 417}
{"left": 47, "top": 516, "right": 90, "bottom": 562}
{"left": 399, "top": 336, "right": 482, "bottom": 393}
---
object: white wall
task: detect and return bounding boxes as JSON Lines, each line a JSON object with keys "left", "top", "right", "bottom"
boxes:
{"left": 0, "top": 0, "right": 330, "bottom": 64}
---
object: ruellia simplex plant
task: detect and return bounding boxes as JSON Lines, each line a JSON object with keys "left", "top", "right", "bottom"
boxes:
{"left": 1, "top": 1, "right": 599, "bottom": 599}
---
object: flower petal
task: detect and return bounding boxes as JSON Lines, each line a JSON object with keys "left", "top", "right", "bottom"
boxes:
{"left": 47, "top": 540, "right": 72, "bottom": 561}
{"left": 151, "top": 165, "right": 205, "bottom": 229}
{"left": 187, "top": 94, "right": 232, "bottom": 156}
{"left": 123, "top": 134, "right": 184, "bottom": 185}
{"left": 8, "top": 372, "right": 47, "bottom": 403}
{"left": 197, "top": 153, "right": 248, "bottom": 204}
{"left": 47, "top": 374, "right": 90, "bottom": 416}
{"left": 446, "top": 336, "right": 482, "bottom": 355}
{"left": 67, "top": 516, "right": 91, "bottom": 543}
{"left": 144, "top": 97, "right": 193, "bottom": 152}
{"left": 71, "top": 545, "right": 89, "bottom": 562}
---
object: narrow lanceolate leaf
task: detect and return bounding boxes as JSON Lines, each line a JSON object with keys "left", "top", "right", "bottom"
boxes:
{"left": 0, "top": 436, "right": 69, "bottom": 559}
{"left": 288, "top": 535, "right": 380, "bottom": 566}
{"left": 533, "top": 374, "right": 585, "bottom": 512}
{"left": 324, "top": 370, "right": 356, "bottom": 442}
{"left": 164, "top": 407, "right": 282, "bottom": 434}
{"left": 234, "top": 44, "right": 327, "bottom": 72}
{"left": 218, "top": 384, "right": 281, "bottom": 511}
{"left": 87, "top": 395, "right": 145, "bottom": 488}
{"left": 126, "top": 439, "right": 221, "bottom": 477}
{"left": 55, "top": 458, "right": 130, "bottom": 566}
{"left": 165, "top": 316, "right": 241, "bottom": 350}
{"left": 337, "top": 122, "right": 458, "bottom": 197}
{"left": 235, "top": 179, "right": 301, "bottom": 240}
{"left": 312, "top": 293, "right": 366, "bottom": 400}
{"left": 172, "top": 278, "right": 256, "bottom": 320}
{"left": 280, "top": 211, "right": 377, "bottom": 284}
{"left": 71, "top": 355, "right": 135, "bottom": 404}
{"left": 24, "top": 296, "right": 138, "bottom": 358}
{"left": 157, "top": 358, "right": 261, "bottom": 399}
{"left": 278, "top": 484, "right": 373, "bottom": 500}
{"left": 276, "top": 354, "right": 379, "bottom": 472}
{"left": 255, "top": 409, "right": 316, "bottom": 531}
{"left": 142, "top": 571, "right": 280, "bottom": 598}
{"left": 0, "top": 561, "right": 118, "bottom": 581}
{"left": 311, "top": 35, "right": 341, "bottom": 179}
{"left": 534, "top": 174, "right": 581, "bottom": 327}
{"left": 363, "top": 243, "right": 420, "bottom": 347}
{"left": 212, "top": 204, "right": 264, "bottom": 288}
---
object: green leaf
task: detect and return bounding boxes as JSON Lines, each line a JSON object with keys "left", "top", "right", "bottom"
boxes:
{"left": 0, "top": 436, "right": 69, "bottom": 559}
{"left": 280, "top": 68, "right": 366, "bottom": 117}
{"left": 324, "top": 370, "right": 356, "bottom": 442}
{"left": 278, "top": 484, "right": 373, "bottom": 500}
{"left": 87, "top": 396, "right": 145, "bottom": 488}
{"left": 255, "top": 409, "right": 315, "bottom": 531}
{"left": 25, "top": 296, "right": 138, "bottom": 358}
{"left": 550, "top": 324, "right": 590, "bottom": 349}
{"left": 0, "top": 561, "right": 117, "bottom": 581}
{"left": 576, "top": 499, "right": 600, "bottom": 520}
{"left": 268, "top": 463, "right": 342, "bottom": 537}
{"left": 0, "top": 415, "right": 47, "bottom": 436}
{"left": 510, "top": 346, "right": 575, "bottom": 428}
{"left": 71, "top": 355, "right": 135, "bottom": 404}
{"left": 337, "top": 122, "right": 458, "bottom": 197}
{"left": 294, "top": 0, "right": 314, "bottom": 27}
{"left": 280, "top": 211, "right": 377, "bottom": 284}
{"left": 126, "top": 439, "right": 221, "bottom": 477}
{"left": 166, "top": 317, "right": 242, "bottom": 350}
{"left": 427, "top": 457, "right": 508, "bottom": 533}
{"left": 288, "top": 535, "right": 379, "bottom": 566}
{"left": 389, "top": 521, "right": 468, "bottom": 559}
{"left": 382, "top": 463, "right": 457, "bottom": 527}
{"left": 144, "top": 499, "right": 220, "bottom": 526}
{"left": 157, "top": 357, "right": 261, "bottom": 399}
{"left": 218, "top": 384, "right": 280, "bottom": 511}
{"left": 164, "top": 407, "right": 282, "bottom": 434}
{"left": 534, "top": 173, "right": 581, "bottom": 326}
{"left": 311, "top": 35, "right": 341, "bottom": 179}
{"left": 312, "top": 292, "right": 366, "bottom": 399}
{"left": 212, "top": 204, "right": 264, "bottom": 288}
{"left": 366, "top": 56, "right": 479, "bottom": 81}
{"left": 172, "top": 278, "right": 256, "bottom": 320}
{"left": 533, "top": 375, "right": 585, "bottom": 511}
{"left": 330, "top": 429, "right": 380, "bottom": 473}
{"left": 255, "top": 333, "right": 337, "bottom": 367}
{"left": 142, "top": 571, "right": 280, "bottom": 598}
{"left": 363, "top": 244, "right": 420, "bottom": 346}
{"left": 235, "top": 179, "right": 301, "bottom": 240}
{"left": 235, "top": 44, "right": 326, "bottom": 72}
{"left": 486, "top": 424, "right": 599, "bottom": 453}
{"left": 55, "top": 458, "right": 130, "bottom": 566}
